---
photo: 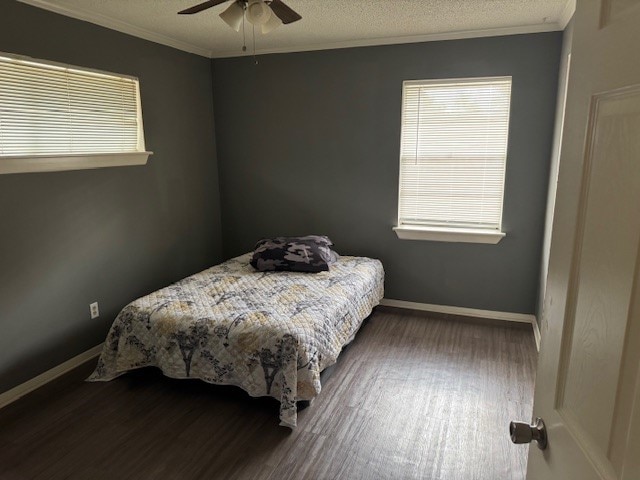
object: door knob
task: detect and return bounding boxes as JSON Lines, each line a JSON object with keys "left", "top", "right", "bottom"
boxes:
{"left": 509, "top": 417, "right": 548, "bottom": 450}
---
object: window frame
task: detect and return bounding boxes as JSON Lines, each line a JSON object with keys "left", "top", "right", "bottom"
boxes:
{"left": 394, "top": 76, "right": 511, "bottom": 244}
{"left": 0, "top": 52, "right": 152, "bottom": 175}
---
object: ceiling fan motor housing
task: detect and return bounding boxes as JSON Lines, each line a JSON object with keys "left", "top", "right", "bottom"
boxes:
{"left": 178, "top": 0, "right": 302, "bottom": 33}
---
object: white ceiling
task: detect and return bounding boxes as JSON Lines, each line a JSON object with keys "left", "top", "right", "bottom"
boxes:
{"left": 19, "top": 0, "right": 575, "bottom": 58}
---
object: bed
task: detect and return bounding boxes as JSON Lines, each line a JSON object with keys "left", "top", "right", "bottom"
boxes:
{"left": 88, "top": 252, "right": 384, "bottom": 427}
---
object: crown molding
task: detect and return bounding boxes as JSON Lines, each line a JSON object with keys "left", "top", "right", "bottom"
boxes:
{"left": 17, "top": 0, "right": 213, "bottom": 58}
{"left": 211, "top": 22, "right": 564, "bottom": 58}
{"left": 18, "top": 0, "right": 566, "bottom": 60}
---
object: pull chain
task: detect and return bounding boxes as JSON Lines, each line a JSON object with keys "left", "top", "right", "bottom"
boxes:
{"left": 252, "top": 24, "right": 258, "bottom": 65}
{"left": 242, "top": 14, "right": 247, "bottom": 52}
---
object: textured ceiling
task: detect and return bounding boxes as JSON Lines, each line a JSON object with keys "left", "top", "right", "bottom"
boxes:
{"left": 19, "top": 0, "right": 574, "bottom": 58}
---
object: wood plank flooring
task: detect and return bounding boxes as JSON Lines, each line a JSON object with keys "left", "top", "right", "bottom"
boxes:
{"left": 0, "top": 308, "right": 537, "bottom": 480}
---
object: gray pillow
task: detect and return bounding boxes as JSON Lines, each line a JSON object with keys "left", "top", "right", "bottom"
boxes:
{"left": 250, "top": 235, "right": 339, "bottom": 273}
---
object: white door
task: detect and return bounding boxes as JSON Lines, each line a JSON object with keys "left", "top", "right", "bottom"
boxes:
{"left": 525, "top": 1, "right": 640, "bottom": 479}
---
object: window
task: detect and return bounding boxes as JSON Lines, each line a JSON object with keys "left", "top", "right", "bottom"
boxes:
{"left": 0, "top": 52, "right": 151, "bottom": 174}
{"left": 394, "top": 76, "right": 512, "bottom": 244}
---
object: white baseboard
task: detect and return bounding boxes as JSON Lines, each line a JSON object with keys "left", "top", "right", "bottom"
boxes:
{"left": 0, "top": 343, "right": 103, "bottom": 410}
{"left": 0, "top": 300, "right": 541, "bottom": 409}
{"left": 380, "top": 298, "right": 535, "bottom": 323}
{"left": 379, "top": 299, "right": 539, "bottom": 347}
{"left": 532, "top": 317, "right": 541, "bottom": 352}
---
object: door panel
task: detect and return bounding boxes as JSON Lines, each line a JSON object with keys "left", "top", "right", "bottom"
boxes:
{"left": 601, "top": 0, "right": 640, "bottom": 26}
{"left": 557, "top": 87, "right": 640, "bottom": 477}
{"left": 527, "top": 0, "right": 640, "bottom": 478}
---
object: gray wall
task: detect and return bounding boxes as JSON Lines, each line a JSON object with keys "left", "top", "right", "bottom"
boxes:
{"left": 212, "top": 33, "right": 562, "bottom": 314}
{"left": 0, "top": 1, "right": 222, "bottom": 393}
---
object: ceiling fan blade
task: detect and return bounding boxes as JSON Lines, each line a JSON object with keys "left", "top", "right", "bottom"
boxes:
{"left": 268, "top": 0, "right": 301, "bottom": 24}
{"left": 178, "top": 0, "right": 230, "bottom": 15}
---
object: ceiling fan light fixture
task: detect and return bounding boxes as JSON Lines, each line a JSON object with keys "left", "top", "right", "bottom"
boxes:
{"left": 261, "top": 10, "right": 282, "bottom": 34}
{"left": 246, "top": 0, "right": 271, "bottom": 26}
{"left": 219, "top": 1, "right": 244, "bottom": 32}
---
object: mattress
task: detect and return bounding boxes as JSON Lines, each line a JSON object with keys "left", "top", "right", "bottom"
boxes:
{"left": 88, "top": 253, "right": 384, "bottom": 427}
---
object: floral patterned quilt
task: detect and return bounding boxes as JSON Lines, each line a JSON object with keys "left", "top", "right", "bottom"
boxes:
{"left": 87, "top": 253, "right": 384, "bottom": 427}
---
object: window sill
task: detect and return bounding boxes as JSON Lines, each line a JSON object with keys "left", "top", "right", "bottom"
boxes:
{"left": 393, "top": 225, "right": 506, "bottom": 244}
{"left": 0, "top": 151, "right": 153, "bottom": 174}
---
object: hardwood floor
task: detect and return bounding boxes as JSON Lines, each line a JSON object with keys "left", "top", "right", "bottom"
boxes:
{"left": 0, "top": 308, "right": 537, "bottom": 480}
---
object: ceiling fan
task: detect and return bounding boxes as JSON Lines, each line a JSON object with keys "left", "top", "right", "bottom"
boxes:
{"left": 179, "top": 0, "right": 302, "bottom": 34}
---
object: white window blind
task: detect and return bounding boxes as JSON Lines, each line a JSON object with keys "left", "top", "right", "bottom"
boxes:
{"left": 397, "top": 77, "right": 512, "bottom": 232}
{"left": 0, "top": 52, "right": 150, "bottom": 173}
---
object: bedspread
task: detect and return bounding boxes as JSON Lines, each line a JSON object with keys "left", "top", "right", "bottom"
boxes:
{"left": 87, "top": 253, "right": 384, "bottom": 427}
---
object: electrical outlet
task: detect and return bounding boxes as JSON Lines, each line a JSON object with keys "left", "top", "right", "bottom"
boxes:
{"left": 90, "top": 302, "right": 100, "bottom": 319}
